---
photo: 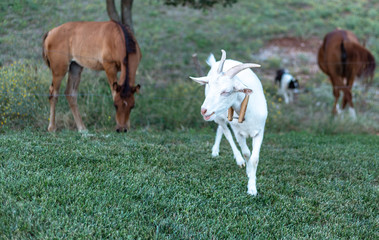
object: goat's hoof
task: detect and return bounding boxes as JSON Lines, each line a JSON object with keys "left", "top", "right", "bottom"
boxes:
{"left": 236, "top": 157, "right": 245, "bottom": 167}
{"left": 247, "top": 189, "right": 258, "bottom": 196}
{"left": 239, "top": 163, "right": 246, "bottom": 168}
{"left": 211, "top": 152, "right": 219, "bottom": 157}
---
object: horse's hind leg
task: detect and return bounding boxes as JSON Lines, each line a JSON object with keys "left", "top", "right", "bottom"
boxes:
{"left": 332, "top": 87, "right": 341, "bottom": 115}
{"left": 65, "top": 62, "right": 86, "bottom": 132}
{"left": 48, "top": 71, "right": 67, "bottom": 132}
{"left": 342, "top": 85, "right": 356, "bottom": 120}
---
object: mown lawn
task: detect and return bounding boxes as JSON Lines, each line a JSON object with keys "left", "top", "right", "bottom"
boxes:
{"left": 1, "top": 129, "right": 377, "bottom": 239}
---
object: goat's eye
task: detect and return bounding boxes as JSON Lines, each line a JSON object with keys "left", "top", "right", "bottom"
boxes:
{"left": 220, "top": 91, "right": 231, "bottom": 96}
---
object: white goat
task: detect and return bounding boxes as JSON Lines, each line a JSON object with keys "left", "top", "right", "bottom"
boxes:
{"left": 204, "top": 53, "right": 247, "bottom": 165}
{"left": 190, "top": 50, "right": 267, "bottom": 196}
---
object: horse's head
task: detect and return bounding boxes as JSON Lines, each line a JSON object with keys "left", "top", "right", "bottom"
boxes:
{"left": 113, "top": 83, "right": 140, "bottom": 132}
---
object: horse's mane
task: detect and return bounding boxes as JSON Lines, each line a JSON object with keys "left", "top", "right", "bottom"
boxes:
{"left": 113, "top": 20, "right": 137, "bottom": 98}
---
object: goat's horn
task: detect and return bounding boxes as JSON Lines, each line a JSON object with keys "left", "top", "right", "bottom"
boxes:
{"left": 225, "top": 63, "right": 261, "bottom": 78}
{"left": 217, "top": 49, "right": 227, "bottom": 74}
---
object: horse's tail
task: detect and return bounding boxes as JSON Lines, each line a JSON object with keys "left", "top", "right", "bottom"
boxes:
{"left": 340, "top": 40, "right": 347, "bottom": 77}
{"left": 361, "top": 49, "right": 376, "bottom": 79}
{"left": 343, "top": 41, "right": 376, "bottom": 89}
{"left": 42, "top": 31, "right": 50, "bottom": 68}
{"left": 361, "top": 49, "right": 376, "bottom": 89}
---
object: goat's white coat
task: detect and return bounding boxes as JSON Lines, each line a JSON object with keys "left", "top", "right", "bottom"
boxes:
{"left": 192, "top": 52, "right": 267, "bottom": 196}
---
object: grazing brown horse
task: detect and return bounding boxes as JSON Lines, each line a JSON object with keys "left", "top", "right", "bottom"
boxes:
{"left": 317, "top": 29, "right": 375, "bottom": 119}
{"left": 42, "top": 21, "right": 142, "bottom": 132}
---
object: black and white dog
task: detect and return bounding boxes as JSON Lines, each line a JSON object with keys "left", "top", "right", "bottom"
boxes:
{"left": 275, "top": 69, "right": 299, "bottom": 104}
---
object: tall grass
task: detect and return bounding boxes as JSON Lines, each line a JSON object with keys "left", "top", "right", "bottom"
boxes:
{"left": 0, "top": 0, "right": 378, "bottom": 133}
{"left": 0, "top": 61, "right": 48, "bottom": 128}
{"left": 1, "top": 63, "right": 377, "bottom": 133}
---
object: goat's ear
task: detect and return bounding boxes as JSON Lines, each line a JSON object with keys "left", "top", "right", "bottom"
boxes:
{"left": 233, "top": 81, "right": 253, "bottom": 95}
{"left": 189, "top": 76, "right": 209, "bottom": 85}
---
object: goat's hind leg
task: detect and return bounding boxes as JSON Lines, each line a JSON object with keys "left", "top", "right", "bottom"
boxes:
{"left": 65, "top": 62, "right": 86, "bottom": 132}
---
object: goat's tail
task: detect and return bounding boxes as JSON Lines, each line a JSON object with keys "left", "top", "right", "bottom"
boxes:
{"left": 206, "top": 53, "right": 216, "bottom": 67}
{"left": 42, "top": 31, "right": 50, "bottom": 68}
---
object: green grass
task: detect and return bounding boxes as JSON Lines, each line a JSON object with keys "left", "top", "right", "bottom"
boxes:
{"left": 0, "top": 2, "right": 378, "bottom": 237}
{"left": 0, "top": 130, "right": 378, "bottom": 238}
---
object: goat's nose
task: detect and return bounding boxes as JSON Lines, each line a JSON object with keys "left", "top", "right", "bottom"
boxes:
{"left": 201, "top": 108, "right": 207, "bottom": 116}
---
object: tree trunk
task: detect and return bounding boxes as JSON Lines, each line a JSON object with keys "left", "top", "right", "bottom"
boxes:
{"left": 106, "top": 0, "right": 120, "bottom": 22}
{"left": 121, "top": 0, "right": 134, "bottom": 33}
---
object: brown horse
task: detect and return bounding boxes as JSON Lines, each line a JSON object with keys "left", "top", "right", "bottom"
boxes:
{"left": 42, "top": 21, "right": 142, "bottom": 132}
{"left": 317, "top": 29, "right": 375, "bottom": 119}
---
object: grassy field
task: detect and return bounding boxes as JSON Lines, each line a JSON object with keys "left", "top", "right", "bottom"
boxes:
{"left": 1, "top": 0, "right": 378, "bottom": 238}
{"left": 0, "top": 0, "right": 378, "bottom": 133}
{"left": 1, "top": 130, "right": 378, "bottom": 239}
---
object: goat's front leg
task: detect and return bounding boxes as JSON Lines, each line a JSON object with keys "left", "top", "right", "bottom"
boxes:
{"left": 212, "top": 125, "right": 223, "bottom": 157}
{"left": 246, "top": 130, "right": 264, "bottom": 196}
{"left": 219, "top": 123, "right": 245, "bottom": 167}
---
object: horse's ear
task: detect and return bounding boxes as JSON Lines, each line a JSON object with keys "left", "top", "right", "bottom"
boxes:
{"left": 113, "top": 82, "right": 121, "bottom": 92}
{"left": 132, "top": 84, "right": 141, "bottom": 94}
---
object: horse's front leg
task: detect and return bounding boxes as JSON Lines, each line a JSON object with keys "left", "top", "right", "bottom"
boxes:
{"left": 104, "top": 63, "right": 119, "bottom": 98}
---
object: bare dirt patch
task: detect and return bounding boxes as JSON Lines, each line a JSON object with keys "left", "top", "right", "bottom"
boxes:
{"left": 253, "top": 37, "right": 323, "bottom": 82}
